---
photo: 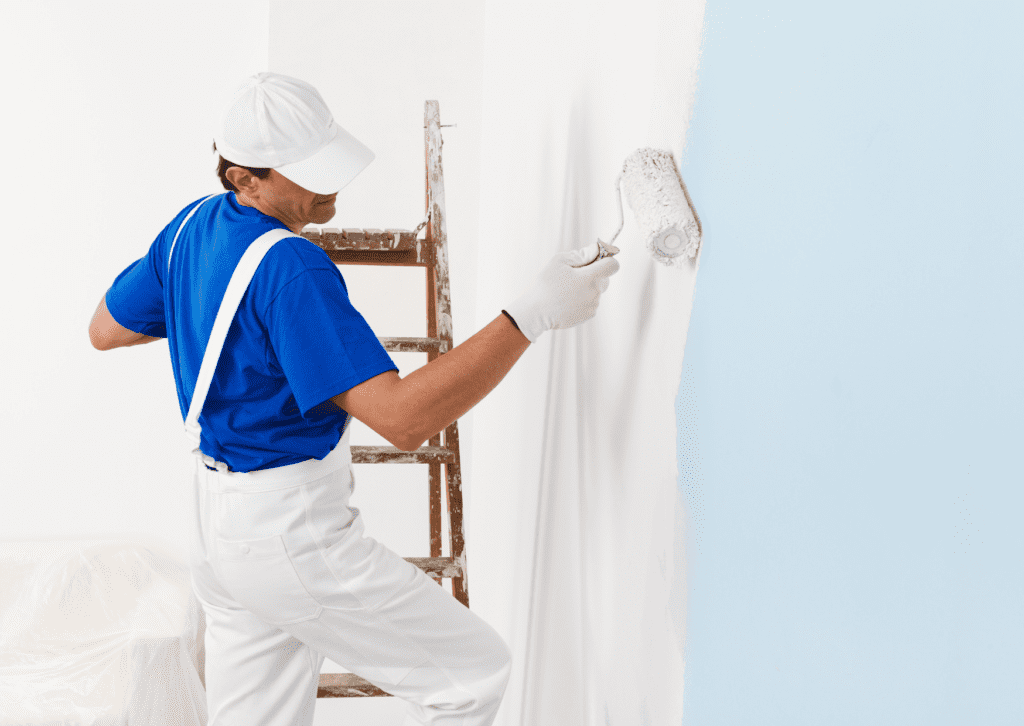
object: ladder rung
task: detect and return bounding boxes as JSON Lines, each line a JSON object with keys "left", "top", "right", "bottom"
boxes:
{"left": 405, "top": 556, "right": 463, "bottom": 578}
{"left": 318, "top": 673, "right": 391, "bottom": 698}
{"left": 302, "top": 226, "right": 418, "bottom": 251}
{"left": 351, "top": 445, "right": 454, "bottom": 464}
{"left": 378, "top": 336, "right": 449, "bottom": 353}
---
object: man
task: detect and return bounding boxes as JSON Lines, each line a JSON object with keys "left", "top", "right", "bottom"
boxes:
{"left": 88, "top": 72, "right": 618, "bottom": 725}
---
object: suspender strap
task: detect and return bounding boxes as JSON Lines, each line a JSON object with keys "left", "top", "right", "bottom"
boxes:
{"left": 168, "top": 194, "right": 219, "bottom": 273}
{"left": 182, "top": 226, "right": 301, "bottom": 447}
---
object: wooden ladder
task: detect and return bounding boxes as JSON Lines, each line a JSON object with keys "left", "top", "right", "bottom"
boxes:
{"left": 303, "top": 101, "right": 467, "bottom": 699}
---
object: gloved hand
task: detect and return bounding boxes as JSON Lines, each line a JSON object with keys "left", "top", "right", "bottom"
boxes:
{"left": 503, "top": 241, "right": 620, "bottom": 343}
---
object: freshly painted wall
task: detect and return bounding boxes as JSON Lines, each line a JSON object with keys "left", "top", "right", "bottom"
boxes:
{"left": 678, "top": 2, "right": 1023, "bottom": 723}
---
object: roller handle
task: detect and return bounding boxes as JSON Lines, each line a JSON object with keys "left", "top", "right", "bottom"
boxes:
{"left": 570, "top": 172, "right": 624, "bottom": 268}
{"left": 570, "top": 238, "right": 620, "bottom": 267}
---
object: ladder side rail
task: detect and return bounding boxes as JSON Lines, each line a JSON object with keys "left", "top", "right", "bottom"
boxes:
{"left": 424, "top": 103, "right": 446, "bottom": 585}
{"left": 425, "top": 100, "right": 469, "bottom": 607}
{"left": 313, "top": 101, "right": 467, "bottom": 699}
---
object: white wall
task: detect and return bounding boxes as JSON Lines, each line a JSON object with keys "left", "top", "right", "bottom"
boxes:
{"left": 1, "top": 2, "right": 483, "bottom": 722}
{"left": 0, "top": 0, "right": 482, "bottom": 554}
{"left": 0, "top": 3, "right": 268, "bottom": 551}
{"left": 466, "top": 3, "right": 702, "bottom": 723}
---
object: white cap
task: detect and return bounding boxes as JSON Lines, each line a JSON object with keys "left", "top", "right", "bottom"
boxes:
{"left": 214, "top": 72, "right": 375, "bottom": 195}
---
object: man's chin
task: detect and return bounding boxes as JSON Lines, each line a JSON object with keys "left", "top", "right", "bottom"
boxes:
{"left": 312, "top": 207, "right": 336, "bottom": 224}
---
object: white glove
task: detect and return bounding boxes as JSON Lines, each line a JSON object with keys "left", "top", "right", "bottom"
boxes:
{"left": 504, "top": 241, "right": 620, "bottom": 343}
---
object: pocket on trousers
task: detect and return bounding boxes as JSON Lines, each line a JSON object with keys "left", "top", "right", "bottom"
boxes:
{"left": 215, "top": 534, "right": 323, "bottom": 625}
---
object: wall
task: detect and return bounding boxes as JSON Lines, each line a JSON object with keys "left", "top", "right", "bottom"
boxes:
{"left": 466, "top": 1, "right": 704, "bottom": 723}
{"left": 0, "top": 2, "right": 268, "bottom": 552}
{"left": 679, "top": 2, "right": 1023, "bottom": 723}
{"left": 1, "top": 3, "right": 483, "bottom": 723}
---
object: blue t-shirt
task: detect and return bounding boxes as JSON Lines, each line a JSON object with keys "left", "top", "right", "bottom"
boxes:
{"left": 105, "top": 192, "right": 398, "bottom": 472}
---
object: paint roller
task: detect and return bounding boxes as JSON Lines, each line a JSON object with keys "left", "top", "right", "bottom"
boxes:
{"left": 575, "top": 148, "right": 702, "bottom": 268}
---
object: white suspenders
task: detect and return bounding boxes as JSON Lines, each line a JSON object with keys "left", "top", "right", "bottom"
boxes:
{"left": 167, "top": 194, "right": 301, "bottom": 449}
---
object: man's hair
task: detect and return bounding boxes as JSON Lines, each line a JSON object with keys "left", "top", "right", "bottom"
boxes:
{"left": 212, "top": 141, "right": 272, "bottom": 192}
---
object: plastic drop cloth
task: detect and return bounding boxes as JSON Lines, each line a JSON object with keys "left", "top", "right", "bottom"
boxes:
{"left": 0, "top": 540, "right": 206, "bottom": 725}
{"left": 470, "top": 0, "right": 706, "bottom": 724}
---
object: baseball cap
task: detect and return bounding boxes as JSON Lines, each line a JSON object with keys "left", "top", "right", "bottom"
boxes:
{"left": 214, "top": 72, "right": 375, "bottom": 195}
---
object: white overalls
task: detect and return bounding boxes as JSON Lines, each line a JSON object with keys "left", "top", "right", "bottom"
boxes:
{"left": 172, "top": 199, "right": 511, "bottom": 725}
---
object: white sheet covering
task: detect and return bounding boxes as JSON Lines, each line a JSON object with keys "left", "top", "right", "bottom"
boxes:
{"left": 470, "top": 1, "right": 705, "bottom": 723}
{"left": 0, "top": 540, "right": 206, "bottom": 725}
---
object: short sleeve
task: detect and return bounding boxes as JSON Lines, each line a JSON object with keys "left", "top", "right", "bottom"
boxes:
{"left": 105, "top": 240, "right": 168, "bottom": 338}
{"left": 265, "top": 267, "right": 398, "bottom": 417}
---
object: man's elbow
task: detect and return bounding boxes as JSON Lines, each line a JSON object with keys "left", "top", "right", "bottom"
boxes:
{"left": 378, "top": 402, "right": 426, "bottom": 451}
{"left": 389, "top": 430, "right": 425, "bottom": 452}
{"left": 89, "top": 327, "right": 113, "bottom": 351}
{"left": 382, "top": 419, "right": 426, "bottom": 451}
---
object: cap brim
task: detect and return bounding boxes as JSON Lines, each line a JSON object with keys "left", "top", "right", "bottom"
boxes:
{"left": 275, "top": 124, "right": 375, "bottom": 195}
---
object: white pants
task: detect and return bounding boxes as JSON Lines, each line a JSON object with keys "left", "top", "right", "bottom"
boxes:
{"left": 187, "top": 430, "right": 512, "bottom": 725}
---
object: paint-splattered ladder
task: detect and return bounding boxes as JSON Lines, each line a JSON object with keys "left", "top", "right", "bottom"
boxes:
{"left": 301, "top": 101, "right": 466, "bottom": 699}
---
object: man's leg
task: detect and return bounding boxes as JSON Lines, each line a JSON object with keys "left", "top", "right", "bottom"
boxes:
{"left": 194, "top": 577, "right": 324, "bottom": 726}
{"left": 280, "top": 528, "right": 513, "bottom": 726}
{"left": 200, "top": 461, "right": 511, "bottom": 726}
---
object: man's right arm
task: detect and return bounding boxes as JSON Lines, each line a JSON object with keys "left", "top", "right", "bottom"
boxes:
{"left": 333, "top": 243, "right": 620, "bottom": 451}
{"left": 333, "top": 312, "right": 530, "bottom": 451}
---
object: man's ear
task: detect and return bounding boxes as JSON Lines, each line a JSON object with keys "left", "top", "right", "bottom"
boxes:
{"left": 226, "top": 166, "right": 260, "bottom": 193}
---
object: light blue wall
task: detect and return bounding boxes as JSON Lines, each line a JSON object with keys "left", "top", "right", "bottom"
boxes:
{"left": 678, "top": 2, "right": 1023, "bottom": 723}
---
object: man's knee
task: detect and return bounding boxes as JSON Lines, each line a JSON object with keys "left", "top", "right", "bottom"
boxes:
{"left": 466, "top": 637, "right": 513, "bottom": 710}
{"left": 488, "top": 638, "right": 513, "bottom": 689}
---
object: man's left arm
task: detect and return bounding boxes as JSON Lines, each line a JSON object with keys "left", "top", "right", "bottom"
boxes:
{"left": 89, "top": 296, "right": 160, "bottom": 350}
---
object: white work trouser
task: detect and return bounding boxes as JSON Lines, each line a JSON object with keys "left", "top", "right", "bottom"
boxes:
{"left": 187, "top": 425, "right": 512, "bottom": 725}
{"left": 172, "top": 214, "right": 509, "bottom": 724}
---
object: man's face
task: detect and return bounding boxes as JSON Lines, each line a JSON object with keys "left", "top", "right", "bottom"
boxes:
{"left": 238, "top": 169, "right": 338, "bottom": 231}
{"left": 266, "top": 169, "right": 338, "bottom": 225}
